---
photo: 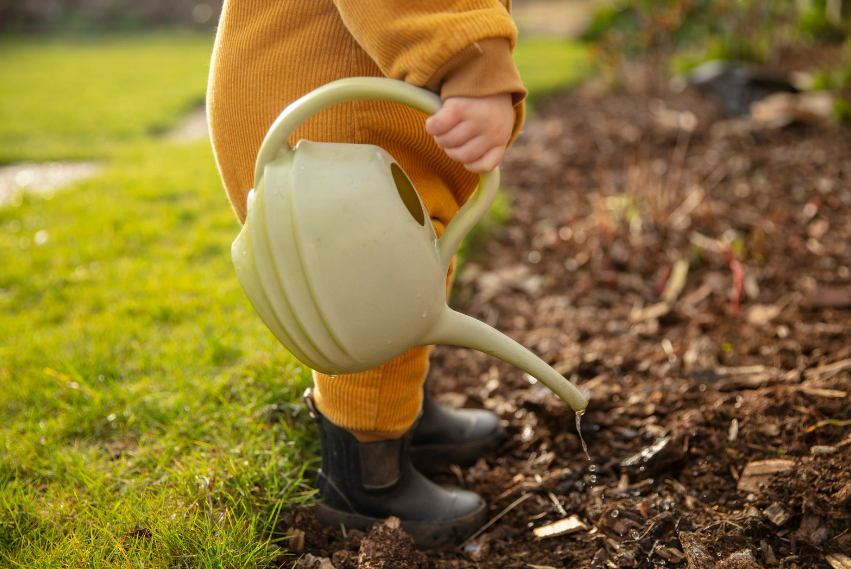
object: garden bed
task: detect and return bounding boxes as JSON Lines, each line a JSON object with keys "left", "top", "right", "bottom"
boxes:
{"left": 279, "top": 56, "right": 851, "bottom": 569}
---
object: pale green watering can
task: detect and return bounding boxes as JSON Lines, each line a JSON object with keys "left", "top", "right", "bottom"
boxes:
{"left": 232, "top": 77, "right": 588, "bottom": 413}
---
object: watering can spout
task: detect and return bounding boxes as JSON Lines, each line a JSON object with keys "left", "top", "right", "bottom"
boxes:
{"left": 421, "top": 307, "right": 588, "bottom": 413}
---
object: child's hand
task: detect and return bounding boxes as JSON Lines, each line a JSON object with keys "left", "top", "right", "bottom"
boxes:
{"left": 425, "top": 93, "right": 514, "bottom": 174}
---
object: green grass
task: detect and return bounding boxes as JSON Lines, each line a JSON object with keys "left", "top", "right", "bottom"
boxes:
{"left": 514, "top": 38, "right": 595, "bottom": 109}
{"left": 0, "top": 33, "right": 213, "bottom": 164}
{"left": 0, "top": 139, "right": 318, "bottom": 567}
{"left": 0, "top": 33, "right": 317, "bottom": 567}
{"left": 0, "top": 32, "right": 594, "bottom": 566}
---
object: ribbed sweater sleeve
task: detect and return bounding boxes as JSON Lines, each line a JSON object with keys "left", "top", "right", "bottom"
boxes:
{"left": 426, "top": 38, "right": 526, "bottom": 103}
{"left": 331, "top": 0, "right": 521, "bottom": 91}
{"left": 331, "top": 0, "right": 526, "bottom": 144}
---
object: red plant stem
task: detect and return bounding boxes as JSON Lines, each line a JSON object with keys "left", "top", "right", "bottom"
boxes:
{"left": 655, "top": 265, "right": 671, "bottom": 297}
{"left": 730, "top": 259, "right": 744, "bottom": 315}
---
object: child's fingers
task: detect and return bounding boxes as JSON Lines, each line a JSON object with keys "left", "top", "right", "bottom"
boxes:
{"left": 427, "top": 94, "right": 512, "bottom": 172}
{"left": 463, "top": 146, "right": 504, "bottom": 173}
{"left": 425, "top": 104, "right": 463, "bottom": 136}
{"left": 432, "top": 120, "right": 477, "bottom": 149}
{"left": 443, "top": 136, "right": 492, "bottom": 165}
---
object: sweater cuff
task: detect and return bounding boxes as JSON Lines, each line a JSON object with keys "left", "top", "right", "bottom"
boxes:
{"left": 425, "top": 37, "right": 527, "bottom": 106}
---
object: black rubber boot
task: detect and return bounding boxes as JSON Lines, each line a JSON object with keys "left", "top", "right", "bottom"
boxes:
{"left": 410, "top": 387, "right": 504, "bottom": 468}
{"left": 305, "top": 390, "right": 487, "bottom": 549}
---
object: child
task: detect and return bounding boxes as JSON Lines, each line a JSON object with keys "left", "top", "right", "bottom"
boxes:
{"left": 208, "top": 0, "right": 527, "bottom": 548}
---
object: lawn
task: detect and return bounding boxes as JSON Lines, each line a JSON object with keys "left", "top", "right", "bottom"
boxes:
{"left": 0, "top": 32, "right": 592, "bottom": 566}
{"left": 0, "top": 34, "right": 216, "bottom": 164}
{"left": 513, "top": 38, "right": 594, "bottom": 108}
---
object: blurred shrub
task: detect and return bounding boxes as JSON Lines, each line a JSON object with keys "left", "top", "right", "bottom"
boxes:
{"left": 835, "top": 96, "right": 851, "bottom": 121}
{"left": 0, "top": 0, "right": 223, "bottom": 33}
{"left": 798, "top": 0, "right": 848, "bottom": 42}
{"left": 810, "top": 66, "right": 851, "bottom": 90}
{"left": 808, "top": 35, "right": 851, "bottom": 118}
{"left": 585, "top": 0, "right": 848, "bottom": 69}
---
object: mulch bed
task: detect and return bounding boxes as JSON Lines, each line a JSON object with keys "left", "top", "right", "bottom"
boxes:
{"left": 277, "top": 56, "right": 851, "bottom": 569}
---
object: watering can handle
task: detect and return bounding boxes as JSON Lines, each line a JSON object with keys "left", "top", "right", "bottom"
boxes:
{"left": 253, "top": 77, "right": 500, "bottom": 271}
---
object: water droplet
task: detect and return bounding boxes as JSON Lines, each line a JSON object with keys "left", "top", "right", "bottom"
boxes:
{"left": 523, "top": 373, "right": 537, "bottom": 385}
{"left": 589, "top": 475, "right": 597, "bottom": 483}
{"left": 630, "top": 530, "right": 640, "bottom": 539}
{"left": 576, "top": 410, "right": 591, "bottom": 460}
{"left": 328, "top": 374, "right": 338, "bottom": 378}
{"left": 611, "top": 510, "right": 619, "bottom": 518}
{"left": 421, "top": 310, "right": 428, "bottom": 318}
{"left": 521, "top": 425, "right": 534, "bottom": 442}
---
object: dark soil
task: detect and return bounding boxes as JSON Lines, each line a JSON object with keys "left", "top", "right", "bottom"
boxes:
{"left": 277, "top": 57, "right": 851, "bottom": 569}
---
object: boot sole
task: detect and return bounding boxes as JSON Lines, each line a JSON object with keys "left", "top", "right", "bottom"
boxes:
{"left": 312, "top": 500, "right": 487, "bottom": 549}
{"left": 410, "top": 424, "right": 504, "bottom": 468}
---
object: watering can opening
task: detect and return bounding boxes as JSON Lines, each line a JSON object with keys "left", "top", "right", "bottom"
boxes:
{"left": 391, "top": 163, "right": 426, "bottom": 227}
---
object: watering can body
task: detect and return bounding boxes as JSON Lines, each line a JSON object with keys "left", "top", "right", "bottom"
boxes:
{"left": 232, "top": 78, "right": 588, "bottom": 412}
{"left": 234, "top": 140, "right": 445, "bottom": 373}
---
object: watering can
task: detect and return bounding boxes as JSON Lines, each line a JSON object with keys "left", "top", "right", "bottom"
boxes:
{"left": 231, "top": 77, "right": 588, "bottom": 413}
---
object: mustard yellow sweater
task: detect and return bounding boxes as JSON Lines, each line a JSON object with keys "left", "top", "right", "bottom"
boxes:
{"left": 208, "top": 0, "right": 525, "bottom": 227}
{"left": 208, "top": 0, "right": 526, "bottom": 437}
